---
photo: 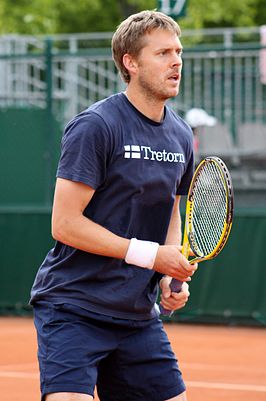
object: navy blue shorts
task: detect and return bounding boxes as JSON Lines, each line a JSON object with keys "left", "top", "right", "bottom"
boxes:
{"left": 33, "top": 302, "right": 186, "bottom": 401}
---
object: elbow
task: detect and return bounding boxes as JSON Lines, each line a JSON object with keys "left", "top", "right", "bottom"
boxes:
{"left": 51, "top": 225, "right": 61, "bottom": 242}
{"left": 51, "top": 216, "right": 69, "bottom": 243}
{"left": 51, "top": 222, "right": 62, "bottom": 242}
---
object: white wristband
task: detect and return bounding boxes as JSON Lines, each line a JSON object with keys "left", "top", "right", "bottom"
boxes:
{"left": 125, "top": 238, "right": 159, "bottom": 270}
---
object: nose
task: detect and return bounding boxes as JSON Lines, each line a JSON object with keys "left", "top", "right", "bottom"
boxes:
{"left": 172, "top": 52, "right": 182, "bottom": 67}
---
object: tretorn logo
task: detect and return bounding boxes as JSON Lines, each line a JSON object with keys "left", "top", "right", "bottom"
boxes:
{"left": 124, "top": 145, "right": 141, "bottom": 159}
{"left": 124, "top": 145, "right": 185, "bottom": 163}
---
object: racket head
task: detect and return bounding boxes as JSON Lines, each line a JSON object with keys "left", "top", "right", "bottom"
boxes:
{"left": 185, "top": 156, "right": 234, "bottom": 263}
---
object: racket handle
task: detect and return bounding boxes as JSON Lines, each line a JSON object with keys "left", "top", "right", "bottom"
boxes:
{"left": 159, "top": 279, "right": 183, "bottom": 316}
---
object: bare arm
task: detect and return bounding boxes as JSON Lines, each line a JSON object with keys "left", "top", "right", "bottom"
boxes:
{"left": 165, "top": 195, "right": 182, "bottom": 246}
{"left": 52, "top": 178, "right": 130, "bottom": 259}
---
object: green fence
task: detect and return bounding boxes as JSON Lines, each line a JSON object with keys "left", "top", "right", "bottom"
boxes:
{"left": 0, "top": 107, "right": 61, "bottom": 314}
{"left": 0, "top": 208, "right": 52, "bottom": 314}
{"left": 1, "top": 36, "right": 265, "bottom": 136}
{"left": 0, "top": 108, "right": 61, "bottom": 206}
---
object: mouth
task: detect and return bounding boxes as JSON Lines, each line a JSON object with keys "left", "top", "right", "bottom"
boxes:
{"left": 168, "top": 73, "right": 180, "bottom": 82}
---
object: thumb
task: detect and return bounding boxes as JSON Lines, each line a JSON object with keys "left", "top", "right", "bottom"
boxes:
{"left": 160, "top": 276, "right": 172, "bottom": 299}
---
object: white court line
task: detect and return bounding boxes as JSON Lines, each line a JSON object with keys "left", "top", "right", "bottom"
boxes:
{"left": 0, "top": 363, "right": 37, "bottom": 370}
{"left": 0, "top": 371, "right": 38, "bottom": 379}
{"left": 182, "top": 362, "right": 266, "bottom": 374}
{"left": 187, "top": 381, "right": 266, "bottom": 393}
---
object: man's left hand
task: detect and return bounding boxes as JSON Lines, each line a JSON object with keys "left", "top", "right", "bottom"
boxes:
{"left": 159, "top": 277, "right": 190, "bottom": 312}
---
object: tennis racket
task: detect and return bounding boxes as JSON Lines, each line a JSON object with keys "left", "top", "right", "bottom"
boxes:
{"left": 160, "top": 156, "right": 234, "bottom": 316}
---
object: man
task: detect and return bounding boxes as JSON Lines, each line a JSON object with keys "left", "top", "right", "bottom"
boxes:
{"left": 30, "top": 10, "right": 197, "bottom": 401}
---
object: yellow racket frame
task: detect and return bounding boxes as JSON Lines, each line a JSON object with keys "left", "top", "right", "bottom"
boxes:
{"left": 182, "top": 156, "right": 234, "bottom": 264}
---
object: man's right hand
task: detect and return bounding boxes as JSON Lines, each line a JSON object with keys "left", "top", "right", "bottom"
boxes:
{"left": 153, "top": 245, "right": 198, "bottom": 282}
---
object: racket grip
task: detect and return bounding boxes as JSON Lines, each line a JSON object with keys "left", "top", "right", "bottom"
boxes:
{"left": 159, "top": 279, "right": 183, "bottom": 316}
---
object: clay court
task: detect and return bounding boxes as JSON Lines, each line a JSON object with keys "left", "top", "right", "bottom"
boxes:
{"left": 0, "top": 317, "right": 265, "bottom": 401}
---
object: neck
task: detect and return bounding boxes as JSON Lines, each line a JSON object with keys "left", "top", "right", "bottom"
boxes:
{"left": 124, "top": 86, "right": 165, "bottom": 123}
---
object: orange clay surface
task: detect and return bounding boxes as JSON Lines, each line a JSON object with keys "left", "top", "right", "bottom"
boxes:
{"left": 0, "top": 317, "right": 265, "bottom": 401}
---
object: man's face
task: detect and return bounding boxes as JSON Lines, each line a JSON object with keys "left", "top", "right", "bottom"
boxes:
{"left": 133, "top": 29, "right": 183, "bottom": 101}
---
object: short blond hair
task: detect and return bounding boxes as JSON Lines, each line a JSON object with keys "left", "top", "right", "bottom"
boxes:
{"left": 112, "top": 10, "right": 181, "bottom": 83}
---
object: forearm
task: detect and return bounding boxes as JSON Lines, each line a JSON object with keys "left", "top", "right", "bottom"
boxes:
{"left": 165, "top": 196, "right": 182, "bottom": 246}
{"left": 52, "top": 214, "right": 130, "bottom": 259}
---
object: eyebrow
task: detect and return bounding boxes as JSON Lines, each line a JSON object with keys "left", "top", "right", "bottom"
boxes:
{"left": 155, "top": 46, "right": 183, "bottom": 52}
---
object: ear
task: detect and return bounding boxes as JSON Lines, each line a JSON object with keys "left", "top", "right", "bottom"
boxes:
{"left": 122, "top": 53, "right": 138, "bottom": 77}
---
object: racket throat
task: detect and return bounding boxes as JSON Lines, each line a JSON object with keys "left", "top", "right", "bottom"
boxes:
{"left": 188, "top": 231, "right": 204, "bottom": 258}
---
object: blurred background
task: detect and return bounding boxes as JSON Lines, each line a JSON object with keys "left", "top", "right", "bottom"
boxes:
{"left": 0, "top": 0, "right": 265, "bottom": 326}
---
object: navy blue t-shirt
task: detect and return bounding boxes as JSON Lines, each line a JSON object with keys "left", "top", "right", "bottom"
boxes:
{"left": 30, "top": 93, "right": 194, "bottom": 320}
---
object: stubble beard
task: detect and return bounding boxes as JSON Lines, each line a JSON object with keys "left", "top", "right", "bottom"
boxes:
{"left": 137, "top": 73, "right": 179, "bottom": 102}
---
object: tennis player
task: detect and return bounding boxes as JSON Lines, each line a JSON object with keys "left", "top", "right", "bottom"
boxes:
{"left": 30, "top": 10, "right": 197, "bottom": 401}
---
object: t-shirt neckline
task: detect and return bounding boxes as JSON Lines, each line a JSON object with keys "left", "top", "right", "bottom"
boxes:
{"left": 120, "top": 92, "right": 167, "bottom": 126}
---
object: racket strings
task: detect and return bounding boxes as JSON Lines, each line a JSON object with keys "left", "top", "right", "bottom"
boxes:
{"left": 191, "top": 162, "right": 227, "bottom": 256}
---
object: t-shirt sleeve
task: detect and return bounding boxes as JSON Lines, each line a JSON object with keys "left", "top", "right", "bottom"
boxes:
{"left": 56, "top": 113, "right": 110, "bottom": 189}
{"left": 176, "top": 134, "right": 195, "bottom": 195}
